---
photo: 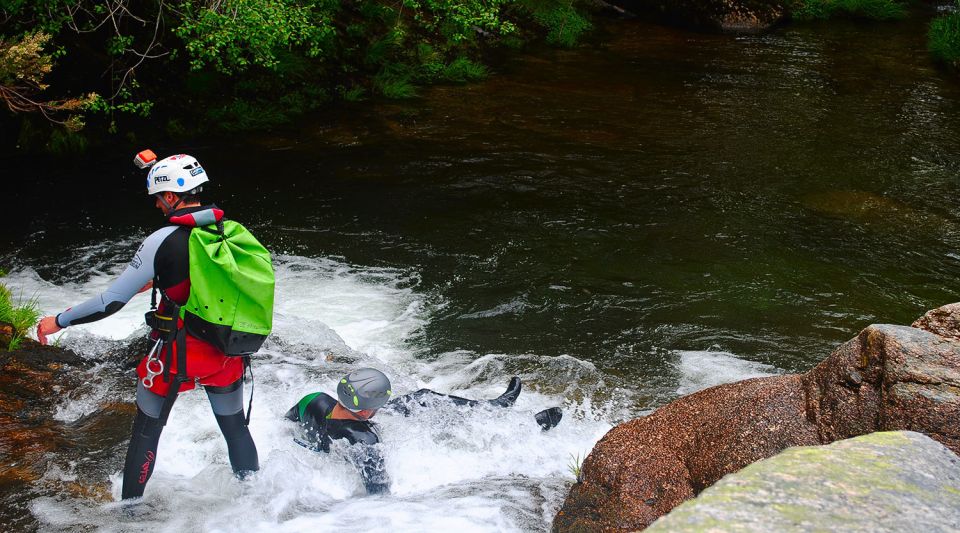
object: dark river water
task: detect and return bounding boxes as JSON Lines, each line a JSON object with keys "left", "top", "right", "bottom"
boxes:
{"left": 3, "top": 13, "right": 960, "bottom": 531}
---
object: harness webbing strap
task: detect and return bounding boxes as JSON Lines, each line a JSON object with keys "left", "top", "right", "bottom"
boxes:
{"left": 150, "top": 277, "right": 158, "bottom": 310}
{"left": 161, "top": 338, "right": 172, "bottom": 383}
{"left": 158, "top": 327, "right": 187, "bottom": 426}
{"left": 243, "top": 356, "right": 254, "bottom": 426}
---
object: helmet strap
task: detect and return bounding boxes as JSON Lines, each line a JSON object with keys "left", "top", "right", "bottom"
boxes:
{"left": 156, "top": 192, "right": 184, "bottom": 214}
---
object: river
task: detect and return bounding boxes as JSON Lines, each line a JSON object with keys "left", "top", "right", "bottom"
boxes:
{"left": 2, "top": 13, "right": 960, "bottom": 532}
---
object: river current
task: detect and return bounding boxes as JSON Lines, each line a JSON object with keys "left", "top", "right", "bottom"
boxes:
{"left": 2, "top": 14, "right": 960, "bottom": 532}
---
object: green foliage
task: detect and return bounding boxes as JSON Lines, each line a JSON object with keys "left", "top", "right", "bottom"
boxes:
{"left": 106, "top": 34, "right": 134, "bottom": 57}
{"left": 338, "top": 85, "right": 367, "bottom": 101}
{"left": 365, "top": 30, "right": 405, "bottom": 67}
{"left": 792, "top": 0, "right": 907, "bottom": 21}
{"left": 374, "top": 65, "right": 418, "bottom": 98}
{"left": 0, "top": 0, "right": 74, "bottom": 35}
{"left": 929, "top": 5, "right": 960, "bottom": 68}
{"left": 0, "top": 31, "right": 94, "bottom": 130}
{"left": 415, "top": 43, "right": 445, "bottom": 79}
{"left": 0, "top": 281, "right": 40, "bottom": 351}
{"left": 206, "top": 86, "right": 330, "bottom": 131}
{"left": 86, "top": 83, "right": 154, "bottom": 119}
{"left": 441, "top": 57, "right": 488, "bottom": 82}
{"left": 402, "top": 0, "right": 518, "bottom": 43}
{"left": 175, "top": 0, "right": 337, "bottom": 73}
{"left": 529, "top": 1, "right": 592, "bottom": 48}
{"left": 1, "top": 0, "right": 596, "bottom": 138}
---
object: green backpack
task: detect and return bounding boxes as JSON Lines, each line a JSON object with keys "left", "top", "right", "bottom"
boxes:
{"left": 180, "top": 220, "right": 275, "bottom": 356}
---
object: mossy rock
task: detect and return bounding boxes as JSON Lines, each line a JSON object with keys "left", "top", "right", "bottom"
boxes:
{"left": 647, "top": 431, "right": 960, "bottom": 532}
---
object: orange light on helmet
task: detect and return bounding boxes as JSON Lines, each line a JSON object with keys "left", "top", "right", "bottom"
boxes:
{"left": 134, "top": 149, "right": 158, "bottom": 169}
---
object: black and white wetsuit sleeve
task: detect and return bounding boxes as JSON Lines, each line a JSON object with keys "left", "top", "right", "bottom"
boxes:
{"left": 56, "top": 226, "right": 178, "bottom": 327}
{"left": 341, "top": 428, "right": 389, "bottom": 495}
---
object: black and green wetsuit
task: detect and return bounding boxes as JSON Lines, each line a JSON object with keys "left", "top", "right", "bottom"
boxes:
{"left": 284, "top": 378, "right": 562, "bottom": 495}
{"left": 284, "top": 392, "right": 389, "bottom": 494}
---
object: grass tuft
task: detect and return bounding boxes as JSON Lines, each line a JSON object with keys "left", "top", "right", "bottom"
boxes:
{"left": 441, "top": 57, "right": 488, "bottom": 83}
{"left": 0, "top": 280, "right": 40, "bottom": 351}
{"left": 568, "top": 452, "right": 585, "bottom": 482}
{"left": 374, "top": 65, "right": 418, "bottom": 99}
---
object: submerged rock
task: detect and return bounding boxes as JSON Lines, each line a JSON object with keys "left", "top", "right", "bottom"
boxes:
{"left": 553, "top": 303, "right": 960, "bottom": 532}
{"left": 646, "top": 431, "right": 960, "bottom": 532}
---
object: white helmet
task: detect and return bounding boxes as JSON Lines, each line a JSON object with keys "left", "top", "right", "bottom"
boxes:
{"left": 146, "top": 154, "right": 209, "bottom": 196}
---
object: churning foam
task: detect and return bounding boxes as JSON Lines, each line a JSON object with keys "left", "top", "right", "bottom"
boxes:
{"left": 11, "top": 240, "right": 612, "bottom": 532}
{"left": 673, "top": 350, "right": 780, "bottom": 395}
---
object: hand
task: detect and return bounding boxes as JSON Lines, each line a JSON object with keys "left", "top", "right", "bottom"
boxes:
{"left": 37, "top": 316, "right": 62, "bottom": 346}
{"left": 138, "top": 280, "right": 153, "bottom": 294}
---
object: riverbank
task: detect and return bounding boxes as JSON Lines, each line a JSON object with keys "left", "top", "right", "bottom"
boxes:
{"left": 3, "top": 0, "right": 958, "bottom": 155}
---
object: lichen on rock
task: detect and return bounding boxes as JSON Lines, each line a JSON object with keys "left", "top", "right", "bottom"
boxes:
{"left": 646, "top": 431, "right": 960, "bottom": 532}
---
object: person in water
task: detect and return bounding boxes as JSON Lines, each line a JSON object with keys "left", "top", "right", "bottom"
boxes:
{"left": 285, "top": 368, "right": 563, "bottom": 494}
{"left": 35, "top": 152, "right": 261, "bottom": 499}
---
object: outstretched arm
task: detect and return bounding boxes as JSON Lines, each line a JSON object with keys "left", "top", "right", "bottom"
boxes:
{"left": 37, "top": 227, "right": 175, "bottom": 344}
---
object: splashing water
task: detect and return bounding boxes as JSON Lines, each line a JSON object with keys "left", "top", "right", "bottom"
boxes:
{"left": 6, "top": 241, "right": 632, "bottom": 532}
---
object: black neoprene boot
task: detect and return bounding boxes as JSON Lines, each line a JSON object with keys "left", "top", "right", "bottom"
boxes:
{"left": 121, "top": 408, "right": 164, "bottom": 499}
{"left": 214, "top": 412, "right": 259, "bottom": 477}
{"left": 534, "top": 407, "right": 563, "bottom": 431}
{"left": 488, "top": 377, "right": 522, "bottom": 408}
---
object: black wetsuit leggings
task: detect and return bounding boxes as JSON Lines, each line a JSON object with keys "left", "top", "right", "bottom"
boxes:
{"left": 121, "top": 380, "right": 259, "bottom": 499}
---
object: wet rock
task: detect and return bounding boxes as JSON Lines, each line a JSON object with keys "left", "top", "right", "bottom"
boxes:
{"left": 646, "top": 431, "right": 960, "bottom": 532}
{"left": 0, "top": 330, "right": 90, "bottom": 520}
{"left": 554, "top": 303, "right": 960, "bottom": 532}
{"left": 614, "top": 0, "right": 789, "bottom": 32}
{"left": 912, "top": 302, "right": 960, "bottom": 341}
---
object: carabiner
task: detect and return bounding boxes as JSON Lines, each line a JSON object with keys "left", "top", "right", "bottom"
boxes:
{"left": 145, "top": 358, "right": 164, "bottom": 375}
{"left": 146, "top": 337, "right": 163, "bottom": 358}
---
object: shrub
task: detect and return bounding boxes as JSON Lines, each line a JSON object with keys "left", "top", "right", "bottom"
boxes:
{"left": 0, "top": 0, "right": 596, "bottom": 138}
{"left": 175, "top": 0, "right": 337, "bottom": 74}
{"left": 793, "top": 0, "right": 908, "bottom": 21}
{"left": 929, "top": 4, "right": 960, "bottom": 68}
{"left": 0, "top": 32, "right": 93, "bottom": 130}
{"left": 530, "top": 1, "right": 592, "bottom": 48}
{"left": 401, "top": 0, "right": 518, "bottom": 43}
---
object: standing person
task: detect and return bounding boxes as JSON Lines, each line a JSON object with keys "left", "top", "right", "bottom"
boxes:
{"left": 36, "top": 150, "right": 275, "bottom": 500}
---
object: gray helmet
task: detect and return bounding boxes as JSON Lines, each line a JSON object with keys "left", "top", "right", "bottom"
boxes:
{"left": 337, "top": 368, "right": 392, "bottom": 412}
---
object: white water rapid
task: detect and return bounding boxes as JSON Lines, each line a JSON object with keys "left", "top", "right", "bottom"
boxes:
{"left": 4, "top": 236, "right": 781, "bottom": 532}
